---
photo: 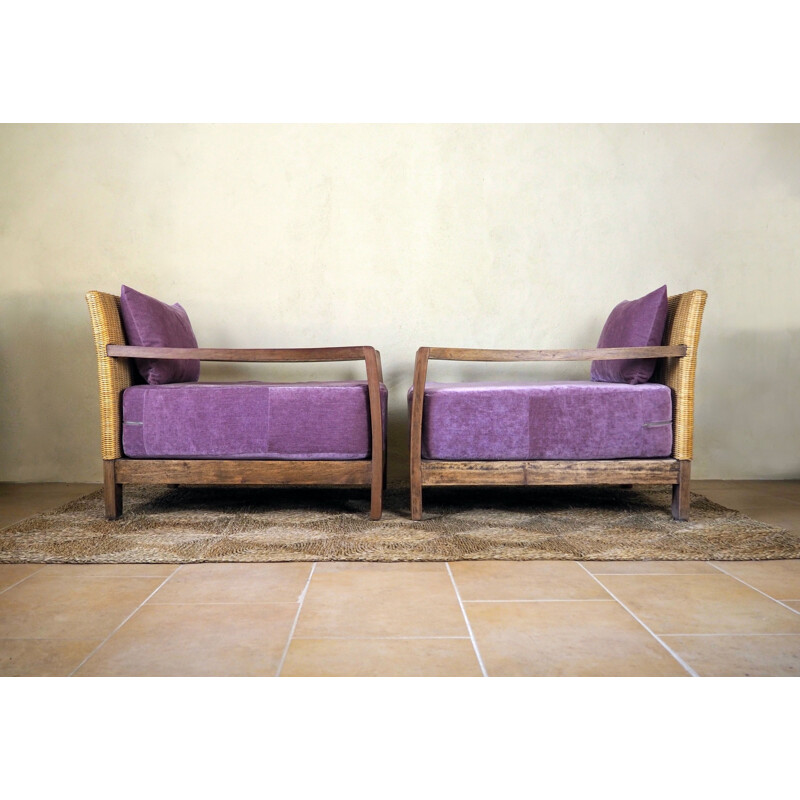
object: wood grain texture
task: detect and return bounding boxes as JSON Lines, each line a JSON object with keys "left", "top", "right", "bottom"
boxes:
{"left": 420, "top": 459, "right": 681, "bottom": 486}
{"left": 103, "top": 460, "right": 122, "bottom": 520}
{"left": 107, "top": 345, "right": 371, "bottom": 362}
{"left": 364, "top": 347, "right": 385, "bottom": 519}
{"left": 672, "top": 460, "right": 692, "bottom": 521}
{"left": 114, "top": 459, "right": 373, "bottom": 486}
{"left": 426, "top": 345, "right": 687, "bottom": 362}
{"left": 409, "top": 347, "right": 430, "bottom": 520}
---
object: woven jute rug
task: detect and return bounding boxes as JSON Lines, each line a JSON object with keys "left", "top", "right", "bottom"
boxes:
{"left": 1, "top": 484, "right": 797, "bottom": 563}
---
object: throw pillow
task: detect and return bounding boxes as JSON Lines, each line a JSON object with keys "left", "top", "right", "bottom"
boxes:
{"left": 119, "top": 285, "right": 201, "bottom": 385}
{"left": 590, "top": 285, "right": 669, "bottom": 384}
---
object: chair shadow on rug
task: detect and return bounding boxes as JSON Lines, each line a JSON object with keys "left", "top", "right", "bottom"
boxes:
{"left": 1, "top": 482, "right": 795, "bottom": 564}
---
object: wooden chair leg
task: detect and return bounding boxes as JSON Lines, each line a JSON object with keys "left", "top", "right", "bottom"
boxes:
{"left": 410, "top": 464, "right": 423, "bottom": 521}
{"left": 103, "top": 460, "right": 122, "bottom": 520}
{"left": 409, "top": 347, "right": 428, "bottom": 521}
{"left": 370, "top": 480, "right": 383, "bottom": 521}
{"left": 410, "top": 485, "right": 422, "bottom": 520}
{"left": 671, "top": 460, "right": 691, "bottom": 521}
{"left": 369, "top": 450, "right": 384, "bottom": 520}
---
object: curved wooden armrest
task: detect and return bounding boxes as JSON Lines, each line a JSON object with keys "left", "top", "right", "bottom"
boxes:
{"left": 106, "top": 345, "right": 374, "bottom": 363}
{"left": 426, "top": 345, "right": 687, "bottom": 362}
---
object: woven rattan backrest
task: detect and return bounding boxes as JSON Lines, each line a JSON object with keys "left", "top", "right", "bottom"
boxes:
{"left": 85, "top": 291, "right": 136, "bottom": 460}
{"left": 656, "top": 289, "right": 708, "bottom": 460}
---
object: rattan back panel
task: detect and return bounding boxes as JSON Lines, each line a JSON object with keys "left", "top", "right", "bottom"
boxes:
{"left": 86, "top": 291, "right": 136, "bottom": 460}
{"left": 658, "top": 289, "right": 708, "bottom": 460}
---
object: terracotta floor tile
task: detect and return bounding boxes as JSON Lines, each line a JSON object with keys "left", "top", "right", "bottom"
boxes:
{"left": 148, "top": 563, "right": 313, "bottom": 604}
{"left": 663, "top": 634, "right": 800, "bottom": 676}
{"left": 710, "top": 560, "right": 800, "bottom": 601}
{"left": 692, "top": 481, "right": 800, "bottom": 510}
{"left": 773, "top": 482, "right": 800, "bottom": 502}
{"left": 694, "top": 480, "right": 800, "bottom": 498}
{"left": 0, "top": 482, "right": 98, "bottom": 504}
{"left": 690, "top": 486, "right": 751, "bottom": 505}
{"left": 0, "top": 564, "right": 43, "bottom": 592}
{"left": 728, "top": 505, "right": 800, "bottom": 532}
{"left": 0, "top": 638, "right": 100, "bottom": 676}
{"left": 693, "top": 484, "right": 800, "bottom": 514}
{"left": 450, "top": 561, "right": 610, "bottom": 601}
{"left": 294, "top": 563, "right": 466, "bottom": 638}
{"left": 75, "top": 602, "right": 298, "bottom": 676}
{"left": 694, "top": 480, "right": 770, "bottom": 491}
{"left": 465, "top": 601, "right": 687, "bottom": 676}
{"left": 38, "top": 564, "right": 180, "bottom": 578}
{"left": 281, "top": 638, "right": 482, "bottom": 676}
{"left": 596, "top": 574, "right": 800, "bottom": 635}
{"left": 0, "top": 483, "right": 98, "bottom": 528}
{"left": 0, "top": 574, "right": 166, "bottom": 639}
{"left": 581, "top": 561, "right": 717, "bottom": 575}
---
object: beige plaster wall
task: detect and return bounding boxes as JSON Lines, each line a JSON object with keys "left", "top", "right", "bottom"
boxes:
{"left": 1, "top": 124, "right": 798, "bottom": 483}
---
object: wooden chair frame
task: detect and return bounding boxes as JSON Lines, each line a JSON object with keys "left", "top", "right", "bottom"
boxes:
{"left": 86, "top": 291, "right": 385, "bottom": 521}
{"left": 410, "top": 290, "right": 707, "bottom": 522}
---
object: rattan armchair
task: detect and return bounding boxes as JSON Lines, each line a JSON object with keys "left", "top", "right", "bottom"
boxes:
{"left": 86, "top": 291, "right": 386, "bottom": 520}
{"left": 409, "top": 289, "right": 707, "bottom": 521}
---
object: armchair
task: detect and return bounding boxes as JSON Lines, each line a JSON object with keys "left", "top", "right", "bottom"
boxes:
{"left": 86, "top": 290, "right": 386, "bottom": 520}
{"left": 409, "top": 289, "right": 707, "bottom": 521}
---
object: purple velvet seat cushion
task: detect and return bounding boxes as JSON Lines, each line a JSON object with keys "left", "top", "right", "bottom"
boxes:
{"left": 590, "top": 285, "right": 669, "bottom": 385}
{"left": 119, "top": 285, "right": 200, "bottom": 385}
{"left": 409, "top": 381, "right": 672, "bottom": 460}
{"left": 123, "top": 381, "right": 388, "bottom": 459}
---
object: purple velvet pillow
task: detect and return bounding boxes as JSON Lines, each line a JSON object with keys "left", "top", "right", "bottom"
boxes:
{"left": 590, "top": 285, "right": 669, "bottom": 385}
{"left": 119, "top": 285, "right": 200, "bottom": 385}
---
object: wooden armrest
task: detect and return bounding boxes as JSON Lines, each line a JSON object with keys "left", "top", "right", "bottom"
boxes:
{"left": 426, "top": 345, "right": 687, "bottom": 362}
{"left": 106, "top": 345, "right": 373, "bottom": 363}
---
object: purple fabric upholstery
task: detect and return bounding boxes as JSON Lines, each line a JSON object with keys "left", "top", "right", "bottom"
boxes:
{"left": 409, "top": 381, "right": 672, "bottom": 460}
{"left": 119, "top": 285, "right": 200, "bottom": 385}
{"left": 590, "top": 285, "right": 669, "bottom": 385}
{"left": 123, "top": 381, "right": 388, "bottom": 460}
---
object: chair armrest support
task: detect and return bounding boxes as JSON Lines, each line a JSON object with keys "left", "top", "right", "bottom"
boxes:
{"left": 426, "top": 345, "right": 687, "bottom": 362}
{"left": 409, "top": 347, "right": 430, "bottom": 519}
{"left": 106, "top": 345, "right": 374, "bottom": 362}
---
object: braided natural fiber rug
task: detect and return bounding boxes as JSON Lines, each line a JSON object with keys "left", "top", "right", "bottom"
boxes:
{"left": 1, "top": 484, "right": 796, "bottom": 563}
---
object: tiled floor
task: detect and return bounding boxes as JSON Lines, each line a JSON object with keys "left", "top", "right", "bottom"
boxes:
{"left": 1, "top": 480, "right": 799, "bottom": 676}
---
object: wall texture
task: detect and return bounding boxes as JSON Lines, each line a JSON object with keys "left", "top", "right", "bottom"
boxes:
{"left": 1, "top": 124, "right": 798, "bottom": 483}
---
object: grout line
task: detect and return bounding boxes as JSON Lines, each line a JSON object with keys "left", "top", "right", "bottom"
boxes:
{"left": 461, "top": 598, "right": 614, "bottom": 604}
{"left": 585, "top": 571, "right": 719, "bottom": 576}
{"left": 660, "top": 632, "right": 800, "bottom": 637}
{"left": 275, "top": 562, "right": 317, "bottom": 677}
{"left": 289, "top": 635, "right": 473, "bottom": 641}
{"left": 576, "top": 563, "right": 699, "bottom": 677}
{"left": 67, "top": 566, "right": 185, "bottom": 676}
{"left": 708, "top": 563, "right": 800, "bottom": 616}
{"left": 0, "top": 565, "right": 46, "bottom": 595}
{"left": 146, "top": 601, "right": 304, "bottom": 606}
{"left": 446, "top": 563, "right": 488, "bottom": 677}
